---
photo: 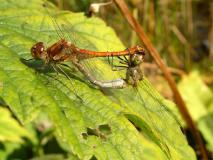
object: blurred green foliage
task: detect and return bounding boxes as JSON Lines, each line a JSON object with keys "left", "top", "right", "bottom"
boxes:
{"left": 178, "top": 71, "right": 213, "bottom": 152}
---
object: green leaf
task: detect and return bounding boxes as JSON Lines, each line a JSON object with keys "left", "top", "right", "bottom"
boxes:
{"left": 0, "top": 142, "right": 23, "bottom": 160}
{"left": 178, "top": 71, "right": 213, "bottom": 151}
{"left": 31, "top": 154, "right": 65, "bottom": 160}
{"left": 0, "top": 107, "right": 32, "bottom": 143}
{"left": 0, "top": 107, "right": 35, "bottom": 159}
{"left": 0, "top": 0, "right": 195, "bottom": 159}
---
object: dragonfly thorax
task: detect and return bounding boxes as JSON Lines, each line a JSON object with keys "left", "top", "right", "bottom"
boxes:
{"left": 126, "top": 64, "right": 143, "bottom": 86}
{"left": 122, "top": 46, "right": 145, "bottom": 86}
{"left": 129, "top": 54, "right": 144, "bottom": 66}
{"left": 126, "top": 53, "right": 144, "bottom": 86}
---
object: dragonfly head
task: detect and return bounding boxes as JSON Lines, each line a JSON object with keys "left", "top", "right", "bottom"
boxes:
{"left": 31, "top": 42, "right": 48, "bottom": 61}
{"left": 130, "top": 46, "right": 145, "bottom": 67}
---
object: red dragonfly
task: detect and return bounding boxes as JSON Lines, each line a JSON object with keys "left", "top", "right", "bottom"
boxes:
{"left": 31, "top": 39, "right": 145, "bottom": 88}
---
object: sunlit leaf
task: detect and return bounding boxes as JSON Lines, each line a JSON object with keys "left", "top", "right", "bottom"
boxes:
{"left": 178, "top": 71, "right": 213, "bottom": 152}
{"left": 0, "top": 107, "right": 35, "bottom": 159}
{"left": 0, "top": 107, "right": 32, "bottom": 143}
{"left": 31, "top": 154, "right": 65, "bottom": 160}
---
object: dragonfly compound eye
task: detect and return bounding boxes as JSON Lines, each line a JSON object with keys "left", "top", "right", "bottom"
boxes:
{"left": 136, "top": 45, "right": 146, "bottom": 56}
{"left": 31, "top": 42, "right": 45, "bottom": 59}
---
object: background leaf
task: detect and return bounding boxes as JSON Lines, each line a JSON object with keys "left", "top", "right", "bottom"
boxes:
{"left": 178, "top": 71, "right": 213, "bottom": 152}
{"left": 0, "top": 107, "right": 36, "bottom": 159}
{"left": 0, "top": 107, "right": 32, "bottom": 143}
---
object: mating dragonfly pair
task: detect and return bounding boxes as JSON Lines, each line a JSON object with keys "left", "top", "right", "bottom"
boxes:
{"left": 31, "top": 39, "right": 146, "bottom": 90}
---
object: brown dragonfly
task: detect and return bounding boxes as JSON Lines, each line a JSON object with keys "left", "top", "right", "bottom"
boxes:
{"left": 31, "top": 39, "right": 145, "bottom": 88}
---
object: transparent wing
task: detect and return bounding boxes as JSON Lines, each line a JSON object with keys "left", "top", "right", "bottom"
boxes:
{"left": 43, "top": 1, "right": 125, "bottom": 86}
{"left": 105, "top": 77, "right": 184, "bottom": 158}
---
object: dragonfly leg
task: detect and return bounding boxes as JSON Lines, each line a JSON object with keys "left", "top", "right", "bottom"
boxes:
{"left": 111, "top": 65, "right": 127, "bottom": 71}
{"left": 108, "top": 56, "right": 128, "bottom": 71}
{"left": 59, "top": 63, "right": 76, "bottom": 72}
{"left": 53, "top": 64, "right": 83, "bottom": 101}
{"left": 117, "top": 56, "right": 128, "bottom": 63}
{"left": 108, "top": 55, "right": 115, "bottom": 70}
{"left": 72, "top": 60, "right": 127, "bottom": 89}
